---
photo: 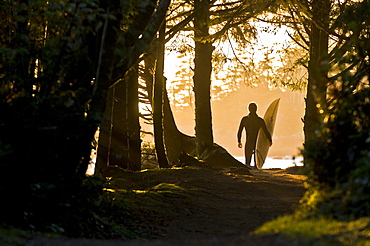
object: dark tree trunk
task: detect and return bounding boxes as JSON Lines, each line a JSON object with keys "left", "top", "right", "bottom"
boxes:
{"left": 13, "top": 0, "right": 32, "bottom": 96}
{"left": 126, "top": 65, "right": 142, "bottom": 171}
{"left": 163, "top": 88, "right": 200, "bottom": 163}
{"left": 304, "top": 0, "right": 330, "bottom": 152}
{"left": 142, "top": 48, "right": 186, "bottom": 166}
{"left": 92, "top": 0, "right": 122, "bottom": 176}
{"left": 193, "top": 0, "right": 214, "bottom": 157}
{"left": 104, "top": 0, "right": 171, "bottom": 172}
{"left": 143, "top": 46, "right": 182, "bottom": 166}
{"left": 108, "top": 81, "right": 130, "bottom": 169}
{"left": 112, "top": 0, "right": 171, "bottom": 81}
{"left": 153, "top": 23, "right": 170, "bottom": 168}
{"left": 95, "top": 0, "right": 171, "bottom": 174}
{"left": 95, "top": 87, "right": 114, "bottom": 176}
{"left": 96, "top": 68, "right": 141, "bottom": 173}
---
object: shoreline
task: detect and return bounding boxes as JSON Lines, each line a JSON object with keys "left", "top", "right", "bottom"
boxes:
{"left": 234, "top": 155, "right": 304, "bottom": 169}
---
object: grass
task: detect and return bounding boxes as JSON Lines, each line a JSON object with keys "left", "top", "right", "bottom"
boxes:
{"left": 0, "top": 181, "right": 190, "bottom": 245}
{"left": 254, "top": 215, "right": 370, "bottom": 245}
{"left": 0, "top": 228, "right": 30, "bottom": 246}
{"left": 103, "top": 181, "right": 192, "bottom": 239}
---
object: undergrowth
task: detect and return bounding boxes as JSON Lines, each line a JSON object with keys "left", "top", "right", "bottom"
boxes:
{"left": 254, "top": 215, "right": 370, "bottom": 245}
{"left": 0, "top": 169, "right": 190, "bottom": 244}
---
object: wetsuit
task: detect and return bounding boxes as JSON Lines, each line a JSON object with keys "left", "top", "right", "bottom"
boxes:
{"left": 237, "top": 113, "right": 272, "bottom": 166}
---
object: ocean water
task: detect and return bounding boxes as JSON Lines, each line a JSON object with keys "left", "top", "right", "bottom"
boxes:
{"left": 234, "top": 156, "right": 304, "bottom": 169}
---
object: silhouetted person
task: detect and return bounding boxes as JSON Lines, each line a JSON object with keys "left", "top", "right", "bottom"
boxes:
{"left": 237, "top": 103, "right": 272, "bottom": 167}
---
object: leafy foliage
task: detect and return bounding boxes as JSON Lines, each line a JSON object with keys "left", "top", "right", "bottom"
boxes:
{"left": 0, "top": 0, "right": 138, "bottom": 236}
{"left": 303, "top": 0, "right": 370, "bottom": 219}
{"left": 165, "top": 0, "right": 293, "bottom": 106}
{"left": 0, "top": 0, "right": 171, "bottom": 236}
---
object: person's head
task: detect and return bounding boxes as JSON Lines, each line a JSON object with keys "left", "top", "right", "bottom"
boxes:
{"left": 248, "top": 103, "right": 257, "bottom": 113}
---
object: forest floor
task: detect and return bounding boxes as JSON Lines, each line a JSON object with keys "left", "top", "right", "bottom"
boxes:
{"left": 25, "top": 163, "right": 309, "bottom": 246}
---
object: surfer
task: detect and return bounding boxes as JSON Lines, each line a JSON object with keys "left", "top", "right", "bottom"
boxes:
{"left": 237, "top": 103, "right": 272, "bottom": 167}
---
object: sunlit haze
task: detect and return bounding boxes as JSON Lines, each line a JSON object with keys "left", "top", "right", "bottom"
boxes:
{"left": 160, "top": 22, "right": 305, "bottom": 160}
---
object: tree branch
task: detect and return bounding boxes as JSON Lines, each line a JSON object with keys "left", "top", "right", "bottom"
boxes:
{"left": 111, "top": 0, "right": 171, "bottom": 85}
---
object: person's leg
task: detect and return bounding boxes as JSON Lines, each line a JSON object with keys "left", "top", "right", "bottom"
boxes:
{"left": 252, "top": 149, "right": 257, "bottom": 168}
{"left": 244, "top": 143, "right": 253, "bottom": 166}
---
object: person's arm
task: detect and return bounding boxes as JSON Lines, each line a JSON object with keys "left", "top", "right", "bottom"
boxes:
{"left": 261, "top": 119, "right": 272, "bottom": 146}
{"left": 237, "top": 117, "right": 246, "bottom": 148}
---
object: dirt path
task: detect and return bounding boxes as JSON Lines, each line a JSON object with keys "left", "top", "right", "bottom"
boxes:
{"left": 27, "top": 166, "right": 306, "bottom": 246}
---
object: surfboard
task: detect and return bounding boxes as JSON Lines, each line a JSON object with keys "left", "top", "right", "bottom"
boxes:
{"left": 255, "top": 98, "right": 280, "bottom": 169}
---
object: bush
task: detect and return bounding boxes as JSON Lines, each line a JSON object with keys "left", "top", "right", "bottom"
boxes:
{"left": 302, "top": 0, "right": 370, "bottom": 219}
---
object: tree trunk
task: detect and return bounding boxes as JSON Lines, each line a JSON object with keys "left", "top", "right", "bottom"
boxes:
{"left": 112, "top": 0, "right": 171, "bottom": 82}
{"left": 142, "top": 48, "right": 189, "bottom": 166}
{"left": 101, "top": 0, "right": 171, "bottom": 173}
{"left": 92, "top": 0, "right": 123, "bottom": 176}
{"left": 304, "top": 0, "right": 330, "bottom": 150}
{"left": 94, "top": 87, "right": 114, "bottom": 176}
{"left": 96, "top": 67, "right": 141, "bottom": 173}
{"left": 126, "top": 65, "right": 142, "bottom": 171}
{"left": 163, "top": 87, "right": 197, "bottom": 164}
{"left": 154, "top": 23, "right": 170, "bottom": 168}
{"left": 108, "top": 81, "right": 130, "bottom": 169}
{"left": 193, "top": 0, "right": 214, "bottom": 157}
{"left": 13, "top": 0, "right": 32, "bottom": 96}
